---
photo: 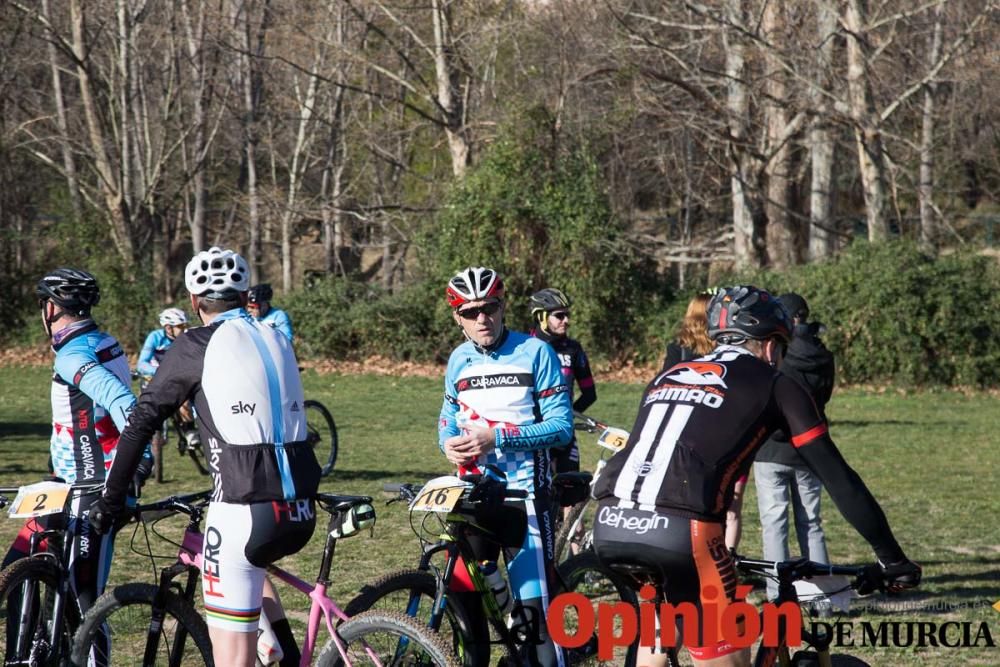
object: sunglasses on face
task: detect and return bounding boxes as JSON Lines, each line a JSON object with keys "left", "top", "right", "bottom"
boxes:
{"left": 550, "top": 311, "right": 570, "bottom": 321}
{"left": 457, "top": 302, "right": 502, "bottom": 320}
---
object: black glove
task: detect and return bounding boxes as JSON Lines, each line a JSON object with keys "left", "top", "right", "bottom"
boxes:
{"left": 88, "top": 496, "right": 122, "bottom": 535}
{"left": 880, "top": 558, "right": 922, "bottom": 592}
{"left": 469, "top": 477, "right": 506, "bottom": 513}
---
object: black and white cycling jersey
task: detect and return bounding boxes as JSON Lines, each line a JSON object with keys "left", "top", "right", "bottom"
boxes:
{"left": 106, "top": 309, "right": 320, "bottom": 504}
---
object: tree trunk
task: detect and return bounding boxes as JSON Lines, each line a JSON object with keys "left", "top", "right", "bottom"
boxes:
{"left": 41, "top": 0, "right": 83, "bottom": 223}
{"left": 919, "top": 3, "right": 944, "bottom": 251}
{"left": 808, "top": 0, "right": 837, "bottom": 261}
{"left": 844, "top": 0, "right": 890, "bottom": 242}
{"left": 431, "top": 0, "right": 471, "bottom": 178}
{"left": 723, "top": 0, "right": 761, "bottom": 269}
{"left": 763, "top": 0, "right": 795, "bottom": 269}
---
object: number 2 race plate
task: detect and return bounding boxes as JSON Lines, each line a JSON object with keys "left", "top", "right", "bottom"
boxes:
{"left": 410, "top": 476, "right": 470, "bottom": 513}
{"left": 8, "top": 481, "right": 72, "bottom": 519}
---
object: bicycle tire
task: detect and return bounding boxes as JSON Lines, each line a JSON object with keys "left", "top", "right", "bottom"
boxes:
{"left": 556, "top": 551, "right": 638, "bottom": 667}
{"left": 186, "top": 443, "right": 210, "bottom": 476}
{"left": 0, "top": 556, "right": 80, "bottom": 667}
{"left": 554, "top": 497, "right": 595, "bottom": 563}
{"left": 151, "top": 431, "right": 165, "bottom": 484}
{"left": 344, "top": 568, "right": 483, "bottom": 666}
{"left": 70, "top": 582, "right": 214, "bottom": 667}
{"left": 791, "top": 651, "right": 871, "bottom": 667}
{"left": 304, "top": 399, "right": 339, "bottom": 477}
{"left": 317, "top": 609, "right": 460, "bottom": 667}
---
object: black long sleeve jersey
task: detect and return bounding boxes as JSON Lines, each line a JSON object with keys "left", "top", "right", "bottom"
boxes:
{"left": 593, "top": 345, "right": 904, "bottom": 563}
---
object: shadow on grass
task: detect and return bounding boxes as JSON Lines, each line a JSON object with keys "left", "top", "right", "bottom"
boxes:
{"left": 0, "top": 422, "right": 50, "bottom": 438}
{"left": 327, "top": 469, "right": 451, "bottom": 483}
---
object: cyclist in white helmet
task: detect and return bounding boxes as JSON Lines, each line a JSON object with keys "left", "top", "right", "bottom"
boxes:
{"left": 136, "top": 306, "right": 199, "bottom": 445}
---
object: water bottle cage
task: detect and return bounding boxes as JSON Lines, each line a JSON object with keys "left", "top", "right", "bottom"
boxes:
{"left": 328, "top": 503, "right": 376, "bottom": 539}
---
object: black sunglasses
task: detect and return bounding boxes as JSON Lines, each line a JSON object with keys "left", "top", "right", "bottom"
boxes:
{"left": 457, "top": 302, "right": 502, "bottom": 320}
{"left": 550, "top": 311, "right": 570, "bottom": 321}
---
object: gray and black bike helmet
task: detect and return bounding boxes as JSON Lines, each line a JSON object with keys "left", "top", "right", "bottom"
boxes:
{"left": 707, "top": 285, "right": 791, "bottom": 343}
{"left": 36, "top": 268, "right": 101, "bottom": 316}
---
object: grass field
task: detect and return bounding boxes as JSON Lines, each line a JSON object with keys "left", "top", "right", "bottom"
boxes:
{"left": 0, "top": 363, "right": 997, "bottom": 665}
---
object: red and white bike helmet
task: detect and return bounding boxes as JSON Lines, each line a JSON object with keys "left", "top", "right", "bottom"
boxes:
{"left": 446, "top": 267, "right": 505, "bottom": 308}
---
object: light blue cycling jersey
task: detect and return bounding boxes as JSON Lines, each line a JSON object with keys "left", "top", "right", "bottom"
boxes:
{"left": 258, "top": 308, "right": 293, "bottom": 342}
{"left": 50, "top": 320, "right": 136, "bottom": 483}
{"left": 438, "top": 328, "right": 573, "bottom": 495}
{"left": 136, "top": 328, "right": 173, "bottom": 376}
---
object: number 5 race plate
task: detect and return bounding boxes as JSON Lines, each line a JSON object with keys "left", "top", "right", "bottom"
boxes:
{"left": 8, "top": 481, "right": 72, "bottom": 519}
{"left": 598, "top": 427, "right": 630, "bottom": 452}
{"left": 410, "top": 476, "right": 470, "bottom": 513}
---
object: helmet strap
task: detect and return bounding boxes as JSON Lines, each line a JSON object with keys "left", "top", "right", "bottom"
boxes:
{"left": 536, "top": 310, "right": 550, "bottom": 334}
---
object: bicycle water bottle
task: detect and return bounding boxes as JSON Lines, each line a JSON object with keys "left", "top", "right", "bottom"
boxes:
{"left": 480, "top": 560, "right": 513, "bottom": 614}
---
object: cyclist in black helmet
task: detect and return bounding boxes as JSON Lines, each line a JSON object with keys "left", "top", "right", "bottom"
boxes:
{"left": 529, "top": 287, "right": 597, "bottom": 475}
{"left": 247, "top": 283, "right": 293, "bottom": 341}
{"left": 592, "top": 285, "right": 920, "bottom": 667}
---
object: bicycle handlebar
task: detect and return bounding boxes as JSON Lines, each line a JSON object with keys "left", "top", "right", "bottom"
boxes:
{"left": 383, "top": 480, "right": 528, "bottom": 506}
{"left": 735, "top": 555, "right": 885, "bottom": 594}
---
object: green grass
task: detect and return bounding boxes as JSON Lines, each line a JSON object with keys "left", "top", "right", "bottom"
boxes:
{"left": 0, "top": 365, "right": 997, "bottom": 665}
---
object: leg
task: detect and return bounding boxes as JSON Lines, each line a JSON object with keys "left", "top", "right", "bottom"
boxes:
{"left": 790, "top": 466, "right": 829, "bottom": 565}
{"left": 725, "top": 477, "right": 747, "bottom": 551}
{"left": 202, "top": 502, "right": 266, "bottom": 667}
{"left": 70, "top": 491, "right": 115, "bottom": 666}
{"left": 262, "top": 576, "right": 302, "bottom": 667}
{"left": 753, "top": 462, "right": 792, "bottom": 600}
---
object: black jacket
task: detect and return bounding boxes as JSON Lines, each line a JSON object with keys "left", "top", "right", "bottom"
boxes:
{"left": 755, "top": 322, "right": 836, "bottom": 466}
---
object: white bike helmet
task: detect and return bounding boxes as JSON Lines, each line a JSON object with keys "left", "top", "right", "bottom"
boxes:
{"left": 185, "top": 246, "right": 250, "bottom": 296}
{"left": 446, "top": 267, "right": 505, "bottom": 308}
{"left": 158, "top": 308, "right": 187, "bottom": 327}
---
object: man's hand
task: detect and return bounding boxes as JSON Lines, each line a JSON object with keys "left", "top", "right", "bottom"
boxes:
{"left": 880, "top": 558, "right": 922, "bottom": 592}
{"left": 443, "top": 426, "right": 496, "bottom": 467}
{"left": 88, "top": 496, "right": 122, "bottom": 535}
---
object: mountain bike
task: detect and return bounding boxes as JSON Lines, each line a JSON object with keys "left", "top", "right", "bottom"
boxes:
{"left": 552, "top": 413, "right": 629, "bottom": 562}
{"left": 350, "top": 470, "right": 634, "bottom": 666}
{"left": 603, "top": 553, "right": 889, "bottom": 666}
{"left": 70, "top": 490, "right": 458, "bottom": 666}
{"left": 0, "top": 480, "right": 106, "bottom": 667}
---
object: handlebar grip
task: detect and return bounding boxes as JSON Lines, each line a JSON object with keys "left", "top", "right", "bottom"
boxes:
{"left": 383, "top": 483, "right": 406, "bottom": 493}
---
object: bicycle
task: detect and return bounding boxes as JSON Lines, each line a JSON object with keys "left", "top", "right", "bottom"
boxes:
{"left": 0, "top": 480, "right": 106, "bottom": 667}
{"left": 349, "top": 470, "right": 635, "bottom": 666}
{"left": 304, "top": 398, "right": 338, "bottom": 478}
{"left": 601, "top": 554, "right": 889, "bottom": 666}
{"left": 70, "top": 489, "right": 458, "bottom": 666}
{"left": 552, "top": 413, "right": 629, "bottom": 562}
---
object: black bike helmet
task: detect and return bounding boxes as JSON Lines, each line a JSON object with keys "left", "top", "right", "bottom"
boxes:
{"left": 248, "top": 283, "right": 274, "bottom": 304}
{"left": 707, "top": 285, "right": 791, "bottom": 343}
{"left": 529, "top": 288, "right": 572, "bottom": 318}
{"left": 36, "top": 268, "right": 100, "bottom": 316}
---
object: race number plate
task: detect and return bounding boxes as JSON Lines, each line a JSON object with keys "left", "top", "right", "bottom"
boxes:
{"left": 410, "top": 476, "right": 470, "bottom": 513}
{"left": 8, "top": 481, "right": 72, "bottom": 519}
{"left": 598, "top": 427, "right": 630, "bottom": 452}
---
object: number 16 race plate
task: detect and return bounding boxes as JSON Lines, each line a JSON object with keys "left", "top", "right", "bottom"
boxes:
{"left": 410, "top": 476, "right": 471, "bottom": 513}
{"left": 8, "top": 481, "right": 72, "bottom": 519}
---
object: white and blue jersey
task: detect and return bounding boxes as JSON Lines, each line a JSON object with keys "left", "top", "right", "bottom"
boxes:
{"left": 136, "top": 328, "right": 173, "bottom": 376}
{"left": 50, "top": 320, "right": 135, "bottom": 483}
{"left": 438, "top": 328, "right": 573, "bottom": 495}
{"left": 106, "top": 308, "right": 320, "bottom": 505}
{"left": 258, "top": 307, "right": 293, "bottom": 342}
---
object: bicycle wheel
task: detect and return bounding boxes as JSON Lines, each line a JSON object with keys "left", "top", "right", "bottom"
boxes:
{"left": 556, "top": 551, "right": 638, "bottom": 667}
{"left": 0, "top": 556, "right": 79, "bottom": 667}
{"left": 344, "top": 569, "right": 483, "bottom": 666}
{"left": 317, "top": 609, "right": 460, "bottom": 666}
{"left": 554, "top": 497, "right": 597, "bottom": 563}
{"left": 151, "top": 430, "right": 165, "bottom": 484}
{"left": 70, "top": 583, "right": 214, "bottom": 667}
{"left": 304, "top": 399, "right": 338, "bottom": 477}
{"left": 791, "top": 651, "right": 871, "bottom": 667}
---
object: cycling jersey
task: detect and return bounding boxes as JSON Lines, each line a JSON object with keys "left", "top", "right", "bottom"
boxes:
{"left": 258, "top": 307, "right": 293, "bottom": 342}
{"left": 49, "top": 320, "right": 135, "bottom": 483}
{"left": 105, "top": 309, "right": 320, "bottom": 505}
{"left": 530, "top": 330, "right": 596, "bottom": 414}
{"left": 593, "top": 345, "right": 905, "bottom": 564}
{"left": 136, "top": 328, "right": 173, "bottom": 376}
{"left": 438, "top": 328, "right": 574, "bottom": 495}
